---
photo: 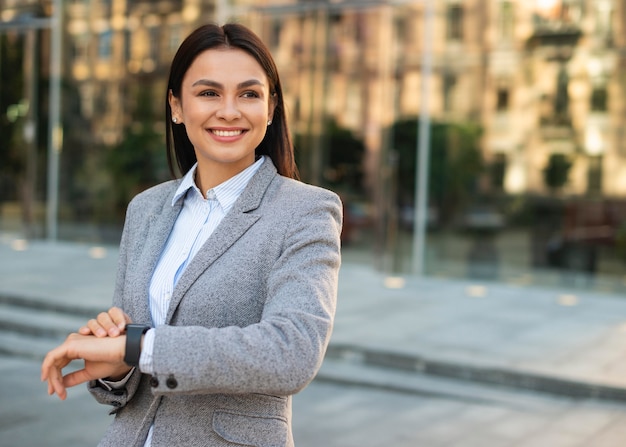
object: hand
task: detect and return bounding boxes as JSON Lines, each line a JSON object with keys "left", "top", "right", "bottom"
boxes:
{"left": 78, "top": 306, "right": 132, "bottom": 338}
{"left": 41, "top": 333, "right": 131, "bottom": 400}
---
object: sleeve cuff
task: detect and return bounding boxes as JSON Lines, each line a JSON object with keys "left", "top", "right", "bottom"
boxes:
{"left": 139, "top": 328, "right": 155, "bottom": 375}
{"left": 98, "top": 367, "right": 135, "bottom": 391}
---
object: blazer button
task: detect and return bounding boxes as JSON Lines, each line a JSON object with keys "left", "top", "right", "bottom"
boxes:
{"left": 166, "top": 376, "right": 178, "bottom": 389}
{"left": 150, "top": 376, "right": 159, "bottom": 388}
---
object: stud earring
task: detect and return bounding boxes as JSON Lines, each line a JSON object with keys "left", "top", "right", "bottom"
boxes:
{"left": 267, "top": 120, "right": 272, "bottom": 126}
{"left": 173, "top": 117, "right": 178, "bottom": 123}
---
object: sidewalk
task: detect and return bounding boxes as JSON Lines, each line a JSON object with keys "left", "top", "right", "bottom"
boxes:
{"left": 2, "top": 234, "right": 626, "bottom": 401}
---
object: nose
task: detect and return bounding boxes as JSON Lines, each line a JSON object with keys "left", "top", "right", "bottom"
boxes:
{"left": 216, "top": 97, "right": 241, "bottom": 121}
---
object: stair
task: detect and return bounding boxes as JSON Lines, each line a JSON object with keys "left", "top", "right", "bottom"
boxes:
{"left": 0, "top": 301, "right": 88, "bottom": 360}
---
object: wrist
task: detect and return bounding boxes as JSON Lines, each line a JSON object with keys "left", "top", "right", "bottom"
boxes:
{"left": 124, "top": 324, "right": 150, "bottom": 367}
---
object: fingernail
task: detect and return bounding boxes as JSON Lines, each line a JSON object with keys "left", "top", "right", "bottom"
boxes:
{"left": 97, "top": 328, "right": 106, "bottom": 337}
{"left": 110, "top": 328, "right": 119, "bottom": 336}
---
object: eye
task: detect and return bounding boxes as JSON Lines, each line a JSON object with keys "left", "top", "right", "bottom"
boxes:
{"left": 199, "top": 90, "right": 218, "bottom": 97}
{"left": 242, "top": 90, "right": 260, "bottom": 99}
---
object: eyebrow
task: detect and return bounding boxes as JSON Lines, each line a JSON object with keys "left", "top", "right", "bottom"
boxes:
{"left": 191, "top": 79, "right": 266, "bottom": 89}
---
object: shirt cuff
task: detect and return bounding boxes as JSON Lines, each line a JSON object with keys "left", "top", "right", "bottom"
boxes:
{"left": 97, "top": 367, "right": 135, "bottom": 391}
{"left": 139, "top": 328, "right": 155, "bottom": 375}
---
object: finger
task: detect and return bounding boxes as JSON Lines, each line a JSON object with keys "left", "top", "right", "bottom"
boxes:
{"left": 109, "top": 307, "right": 132, "bottom": 331}
{"left": 41, "top": 340, "right": 75, "bottom": 381}
{"left": 96, "top": 312, "right": 120, "bottom": 337}
{"left": 63, "top": 368, "right": 93, "bottom": 389}
{"left": 51, "top": 376, "right": 67, "bottom": 400}
{"left": 85, "top": 318, "right": 107, "bottom": 337}
{"left": 78, "top": 325, "right": 92, "bottom": 335}
{"left": 46, "top": 366, "right": 68, "bottom": 400}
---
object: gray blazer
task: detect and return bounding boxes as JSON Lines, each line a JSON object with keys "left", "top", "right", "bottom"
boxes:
{"left": 89, "top": 159, "right": 342, "bottom": 447}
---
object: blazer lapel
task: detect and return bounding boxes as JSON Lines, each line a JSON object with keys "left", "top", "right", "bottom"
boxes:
{"left": 165, "top": 160, "right": 278, "bottom": 324}
{"left": 134, "top": 184, "right": 183, "bottom": 325}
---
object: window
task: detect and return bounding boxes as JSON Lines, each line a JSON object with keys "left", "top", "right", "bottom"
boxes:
{"left": 148, "top": 27, "right": 160, "bottom": 63}
{"left": 443, "top": 73, "right": 457, "bottom": 112}
{"left": 490, "top": 153, "right": 507, "bottom": 190}
{"left": 72, "top": 33, "right": 89, "bottom": 61}
{"left": 446, "top": 5, "right": 463, "bottom": 41}
{"left": 590, "top": 85, "right": 608, "bottom": 112}
{"left": 587, "top": 155, "right": 603, "bottom": 194}
{"left": 496, "top": 88, "right": 509, "bottom": 112}
{"left": 498, "top": 1, "right": 514, "bottom": 41}
{"left": 168, "top": 24, "right": 183, "bottom": 54}
{"left": 270, "top": 19, "right": 282, "bottom": 49}
{"left": 98, "top": 30, "right": 112, "bottom": 60}
{"left": 594, "top": 1, "right": 613, "bottom": 40}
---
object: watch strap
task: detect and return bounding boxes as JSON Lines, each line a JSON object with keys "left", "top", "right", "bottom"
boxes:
{"left": 124, "top": 324, "right": 150, "bottom": 367}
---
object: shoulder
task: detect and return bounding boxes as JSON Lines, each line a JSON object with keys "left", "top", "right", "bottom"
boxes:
{"left": 267, "top": 176, "right": 342, "bottom": 214}
{"left": 262, "top": 176, "right": 343, "bottom": 232}
{"left": 271, "top": 176, "right": 341, "bottom": 204}
{"left": 126, "top": 179, "right": 180, "bottom": 214}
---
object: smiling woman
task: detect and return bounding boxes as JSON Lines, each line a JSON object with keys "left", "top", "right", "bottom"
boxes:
{"left": 168, "top": 47, "right": 275, "bottom": 191}
{"left": 166, "top": 23, "right": 298, "bottom": 183}
{"left": 41, "top": 23, "right": 342, "bottom": 447}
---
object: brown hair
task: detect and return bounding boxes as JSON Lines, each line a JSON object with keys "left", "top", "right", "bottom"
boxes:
{"left": 165, "top": 23, "right": 299, "bottom": 180}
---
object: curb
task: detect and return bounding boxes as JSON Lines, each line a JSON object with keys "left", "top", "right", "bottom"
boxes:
{"left": 5, "top": 290, "right": 626, "bottom": 403}
{"left": 0, "top": 293, "right": 102, "bottom": 318}
{"left": 325, "top": 344, "right": 626, "bottom": 403}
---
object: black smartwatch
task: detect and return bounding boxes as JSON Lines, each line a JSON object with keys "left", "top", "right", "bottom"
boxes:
{"left": 124, "top": 324, "right": 150, "bottom": 367}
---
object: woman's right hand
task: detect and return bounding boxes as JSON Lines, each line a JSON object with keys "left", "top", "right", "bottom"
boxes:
{"left": 78, "top": 306, "right": 132, "bottom": 338}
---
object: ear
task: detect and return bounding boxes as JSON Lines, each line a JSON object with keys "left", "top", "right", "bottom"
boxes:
{"left": 267, "top": 93, "right": 277, "bottom": 124}
{"left": 169, "top": 90, "right": 183, "bottom": 124}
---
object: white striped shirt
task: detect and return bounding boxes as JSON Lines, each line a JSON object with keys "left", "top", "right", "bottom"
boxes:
{"left": 138, "top": 156, "right": 264, "bottom": 447}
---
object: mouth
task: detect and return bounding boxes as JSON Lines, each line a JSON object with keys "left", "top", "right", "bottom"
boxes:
{"left": 211, "top": 129, "right": 246, "bottom": 137}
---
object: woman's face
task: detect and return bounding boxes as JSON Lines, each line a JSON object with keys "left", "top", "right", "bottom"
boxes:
{"left": 169, "top": 47, "right": 276, "bottom": 187}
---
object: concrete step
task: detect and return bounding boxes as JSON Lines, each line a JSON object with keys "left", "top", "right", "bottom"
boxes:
{"left": 0, "top": 302, "right": 86, "bottom": 339}
{"left": 0, "top": 330, "right": 59, "bottom": 361}
{"left": 0, "top": 302, "right": 86, "bottom": 360}
{"left": 325, "top": 343, "right": 626, "bottom": 404}
{"left": 316, "top": 358, "right": 569, "bottom": 409}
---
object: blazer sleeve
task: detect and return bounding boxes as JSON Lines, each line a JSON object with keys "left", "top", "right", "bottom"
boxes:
{"left": 149, "top": 187, "right": 343, "bottom": 396}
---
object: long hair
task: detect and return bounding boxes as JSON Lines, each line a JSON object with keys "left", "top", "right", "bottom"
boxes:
{"left": 165, "top": 23, "right": 299, "bottom": 180}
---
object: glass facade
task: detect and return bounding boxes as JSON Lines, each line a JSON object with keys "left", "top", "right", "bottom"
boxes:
{"left": 2, "top": 0, "right": 626, "bottom": 294}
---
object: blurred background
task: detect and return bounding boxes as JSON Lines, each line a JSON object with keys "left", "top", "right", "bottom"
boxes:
{"left": 2, "top": 0, "right": 626, "bottom": 295}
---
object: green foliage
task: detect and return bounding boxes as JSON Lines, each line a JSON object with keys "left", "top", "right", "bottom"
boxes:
{"left": 322, "top": 119, "right": 365, "bottom": 192}
{"left": 391, "top": 118, "right": 484, "bottom": 223}
{"left": 295, "top": 118, "right": 365, "bottom": 194}
{"left": 104, "top": 85, "right": 167, "bottom": 216}
{"left": 543, "top": 153, "right": 572, "bottom": 192}
{"left": 0, "top": 34, "right": 26, "bottom": 179}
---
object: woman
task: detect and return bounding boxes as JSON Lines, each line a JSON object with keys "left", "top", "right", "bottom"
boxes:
{"left": 41, "top": 23, "right": 342, "bottom": 447}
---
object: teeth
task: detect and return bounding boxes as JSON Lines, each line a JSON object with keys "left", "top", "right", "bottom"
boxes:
{"left": 213, "top": 129, "right": 243, "bottom": 137}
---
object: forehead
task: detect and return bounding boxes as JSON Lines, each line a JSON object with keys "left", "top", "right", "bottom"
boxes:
{"left": 183, "top": 47, "right": 268, "bottom": 86}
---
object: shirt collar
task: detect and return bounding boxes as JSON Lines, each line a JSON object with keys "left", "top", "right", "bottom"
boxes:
{"left": 172, "top": 156, "right": 265, "bottom": 212}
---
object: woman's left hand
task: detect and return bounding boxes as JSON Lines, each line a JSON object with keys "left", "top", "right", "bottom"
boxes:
{"left": 41, "top": 333, "right": 130, "bottom": 400}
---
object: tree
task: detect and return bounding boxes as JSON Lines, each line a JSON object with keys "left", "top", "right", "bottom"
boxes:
{"left": 105, "top": 84, "right": 168, "bottom": 218}
{"left": 391, "top": 118, "right": 483, "bottom": 225}
{"left": 0, "top": 33, "right": 26, "bottom": 214}
{"left": 295, "top": 119, "right": 365, "bottom": 194}
{"left": 543, "top": 153, "right": 572, "bottom": 192}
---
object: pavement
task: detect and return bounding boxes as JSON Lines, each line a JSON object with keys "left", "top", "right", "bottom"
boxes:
{"left": 2, "top": 232, "right": 626, "bottom": 405}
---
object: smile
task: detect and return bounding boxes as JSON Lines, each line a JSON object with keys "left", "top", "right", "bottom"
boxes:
{"left": 211, "top": 129, "right": 245, "bottom": 137}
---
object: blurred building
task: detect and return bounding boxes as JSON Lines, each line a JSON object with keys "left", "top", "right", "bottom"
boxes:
{"left": 65, "top": 0, "right": 215, "bottom": 146}
{"left": 250, "top": 0, "right": 626, "bottom": 196}
{"left": 3, "top": 0, "right": 626, "bottom": 291}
